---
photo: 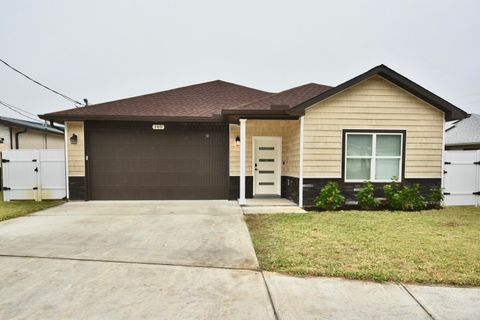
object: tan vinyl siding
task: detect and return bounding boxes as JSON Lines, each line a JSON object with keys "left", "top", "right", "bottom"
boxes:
{"left": 10, "top": 128, "right": 64, "bottom": 149}
{"left": 303, "top": 75, "right": 444, "bottom": 179}
{"left": 65, "top": 121, "right": 85, "bottom": 177}
{"left": 46, "top": 135, "right": 64, "bottom": 148}
{"left": 229, "top": 119, "right": 300, "bottom": 177}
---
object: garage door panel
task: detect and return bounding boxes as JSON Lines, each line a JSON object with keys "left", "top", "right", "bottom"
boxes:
{"left": 86, "top": 122, "right": 229, "bottom": 200}
{"left": 92, "top": 186, "right": 228, "bottom": 200}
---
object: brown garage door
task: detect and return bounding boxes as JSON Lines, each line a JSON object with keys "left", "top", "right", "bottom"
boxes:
{"left": 85, "top": 121, "right": 229, "bottom": 200}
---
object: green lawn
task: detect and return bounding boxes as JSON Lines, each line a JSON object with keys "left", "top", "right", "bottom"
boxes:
{"left": 246, "top": 207, "right": 480, "bottom": 286}
{"left": 0, "top": 192, "right": 64, "bottom": 222}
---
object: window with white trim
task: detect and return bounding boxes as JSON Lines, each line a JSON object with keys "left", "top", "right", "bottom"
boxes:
{"left": 344, "top": 132, "right": 403, "bottom": 182}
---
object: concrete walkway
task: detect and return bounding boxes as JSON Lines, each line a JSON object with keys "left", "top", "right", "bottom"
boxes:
{"left": 0, "top": 201, "right": 478, "bottom": 319}
{"left": 264, "top": 273, "right": 480, "bottom": 320}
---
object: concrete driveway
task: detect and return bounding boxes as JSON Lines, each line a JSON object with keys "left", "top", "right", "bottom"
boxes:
{"left": 0, "top": 200, "right": 258, "bottom": 269}
{"left": 0, "top": 201, "right": 274, "bottom": 320}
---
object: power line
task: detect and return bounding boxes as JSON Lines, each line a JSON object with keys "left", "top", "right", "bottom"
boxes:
{"left": 0, "top": 99, "right": 43, "bottom": 123}
{"left": 0, "top": 58, "right": 83, "bottom": 107}
{"left": 0, "top": 98, "right": 38, "bottom": 118}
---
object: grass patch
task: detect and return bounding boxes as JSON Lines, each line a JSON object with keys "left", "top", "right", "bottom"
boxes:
{"left": 246, "top": 207, "right": 480, "bottom": 286}
{"left": 0, "top": 192, "right": 64, "bottom": 222}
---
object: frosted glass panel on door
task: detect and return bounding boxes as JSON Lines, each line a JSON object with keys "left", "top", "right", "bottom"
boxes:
{"left": 346, "top": 158, "right": 371, "bottom": 180}
{"left": 375, "top": 158, "right": 400, "bottom": 180}
{"left": 376, "top": 135, "right": 401, "bottom": 156}
{"left": 347, "top": 135, "right": 372, "bottom": 156}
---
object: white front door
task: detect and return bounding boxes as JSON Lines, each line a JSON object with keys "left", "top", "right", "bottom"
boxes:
{"left": 253, "top": 137, "right": 281, "bottom": 196}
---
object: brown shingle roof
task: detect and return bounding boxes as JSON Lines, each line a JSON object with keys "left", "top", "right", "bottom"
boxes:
{"left": 39, "top": 80, "right": 334, "bottom": 121}
{"left": 231, "top": 83, "right": 332, "bottom": 110}
{"left": 41, "top": 80, "right": 273, "bottom": 121}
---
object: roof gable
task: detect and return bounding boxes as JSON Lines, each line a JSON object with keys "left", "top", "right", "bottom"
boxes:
{"left": 289, "top": 65, "right": 467, "bottom": 121}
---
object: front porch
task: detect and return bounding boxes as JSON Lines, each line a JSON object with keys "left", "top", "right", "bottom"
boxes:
{"left": 241, "top": 198, "right": 307, "bottom": 214}
{"left": 228, "top": 118, "right": 304, "bottom": 207}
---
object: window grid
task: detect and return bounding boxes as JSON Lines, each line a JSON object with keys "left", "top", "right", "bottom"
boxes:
{"left": 345, "top": 132, "right": 403, "bottom": 183}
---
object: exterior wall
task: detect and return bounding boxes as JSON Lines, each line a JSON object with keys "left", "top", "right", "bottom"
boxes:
{"left": 46, "top": 134, "right": 64, "bottom": 148}
{"left": 65, "top": 121, "right": 85, "bottom": 177}
{"left": 6, "top": 127, "right": 64, "bottom": 149}
{"left": 0, "top": 124, "right": 11, "bottom": 151}
{"left": 229, "top": 119, "right": 300, "bottom": 177}
{"left": 302, "top": 178, "right": 441, "bottom": 208}
{"left": 283, "top": 120, "right": 300, "bottom": 177}
{"left": 303, "top": 75, "right": 444, "bottom": 179}
{"left": 0, "top": 124, "right": 63, "bottom": 150}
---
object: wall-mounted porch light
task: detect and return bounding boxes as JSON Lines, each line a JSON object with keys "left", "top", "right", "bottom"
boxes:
{"left": 70, "top": 134, "right": 78, "bottom": 145}
{"left": 235, "top": 136, "right": 240, "bottom": 146}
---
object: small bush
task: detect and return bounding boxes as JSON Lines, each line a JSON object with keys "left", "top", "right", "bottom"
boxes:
{"left": 383, "top": 178, "right": 401, "bottom": 203}
{"left": 428, "top": 187, "right": 444, "bottom": 209}
{"left": 356, "top": 181, "right": 380, "bottom": 210}
{"left": 383, "top": 181, "right": 427, "bottom": 211}
{"left": 315, "top": 182, "right": 345, "bottom": 211}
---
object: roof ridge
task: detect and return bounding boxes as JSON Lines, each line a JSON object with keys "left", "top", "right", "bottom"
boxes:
{"left": 86, "top": 80, "right": 271, "bottom": 108}
{"left": 43, "top": 80, "right": 273, "bottom": 116}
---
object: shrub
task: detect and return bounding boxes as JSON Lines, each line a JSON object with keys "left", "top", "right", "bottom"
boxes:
{"left": 383, "top": 181, "right": 427, "bottom": 211}
{"left": 315, "top": 182, "right": 345, "bottom": 211}
{"left": 383, "top": 178, "right": 400, "bottom": 202}
{"left": 356, "top": 181, "right": 380, "bottom": 210}
{"left": 428, "top": 187, "right": 444, "bottom": 209}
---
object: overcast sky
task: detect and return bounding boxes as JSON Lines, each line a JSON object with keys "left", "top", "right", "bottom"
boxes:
{"left": 1, "top": 0, "right": 479, "bottom": 121}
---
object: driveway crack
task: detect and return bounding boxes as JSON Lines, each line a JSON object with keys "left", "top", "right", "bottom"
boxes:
{"left": 261, "top": 272, "right": 280, "bottom": 320}
{"left": 0, "top": 253, "right": 259, "bottom": 273}
{"left": 398, "top": 282, "right": 435, "bottom": 320}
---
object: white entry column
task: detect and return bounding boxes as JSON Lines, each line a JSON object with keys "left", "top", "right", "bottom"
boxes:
{"left": 239, "top": 119, "right": 247, "bottom": 205}
{"left": 299, "top": 116, "right": 305, "bottom": 207}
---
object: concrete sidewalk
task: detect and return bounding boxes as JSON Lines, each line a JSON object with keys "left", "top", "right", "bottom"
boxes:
{"left": 264, "top": 272, "right": 480, "bottom": 320}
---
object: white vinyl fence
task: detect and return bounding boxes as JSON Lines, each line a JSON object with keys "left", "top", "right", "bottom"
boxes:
{"left": 443, "top": 150, "right": 480, "bottom": 206}
{"left": 1, "top": 149, "right": 66, "bottom": 201}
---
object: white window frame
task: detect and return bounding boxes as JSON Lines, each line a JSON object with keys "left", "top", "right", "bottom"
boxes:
{"left": 344, "top": 132, "right": 403, "bottom": 183}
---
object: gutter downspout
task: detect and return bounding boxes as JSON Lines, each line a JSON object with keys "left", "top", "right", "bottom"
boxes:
{"left": 15, "top": 128, "right": 27, "bottom": 149}
{"left": 9, "top": 128, "right": 13, "bottom": 149}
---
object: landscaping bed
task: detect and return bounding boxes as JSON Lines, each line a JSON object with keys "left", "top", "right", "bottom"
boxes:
{"left": 246, "top": 207, "right": 480, "bottom": 286}
{"left": 0, "top": 192, "right": 64, "bottom": 222}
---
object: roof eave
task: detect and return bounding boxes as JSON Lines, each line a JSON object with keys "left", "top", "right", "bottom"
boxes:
{"left": 38, "top": 114, "right": 225, "bottom": 123}
{"left": 446, "top": 142, "right": 480, "bottom": 147}
{"left": 0, "top": 118, "right": 63, "bottom": 135}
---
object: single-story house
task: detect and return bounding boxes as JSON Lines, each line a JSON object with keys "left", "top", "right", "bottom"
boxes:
{"left": 445, "top": 114, "right": 480, "bottom": 150}
{"left": 39, "top": 65, "right": 467, "bottom": 207}
{"left": 0, "top": 116, "right": 64, "bottom": 151}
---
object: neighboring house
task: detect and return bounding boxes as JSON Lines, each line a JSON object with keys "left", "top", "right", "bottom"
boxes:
{"left": 0, "top": 116, "right": 64, "bottom": 151}
{"left": 445, "top": 114, "right": 480, "bottom": 150}
{"left": 0, "top": 116, "right": 64, "bottom": 189}
{"left": 40, "top": 65, "right": 467, "bottom": 207}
